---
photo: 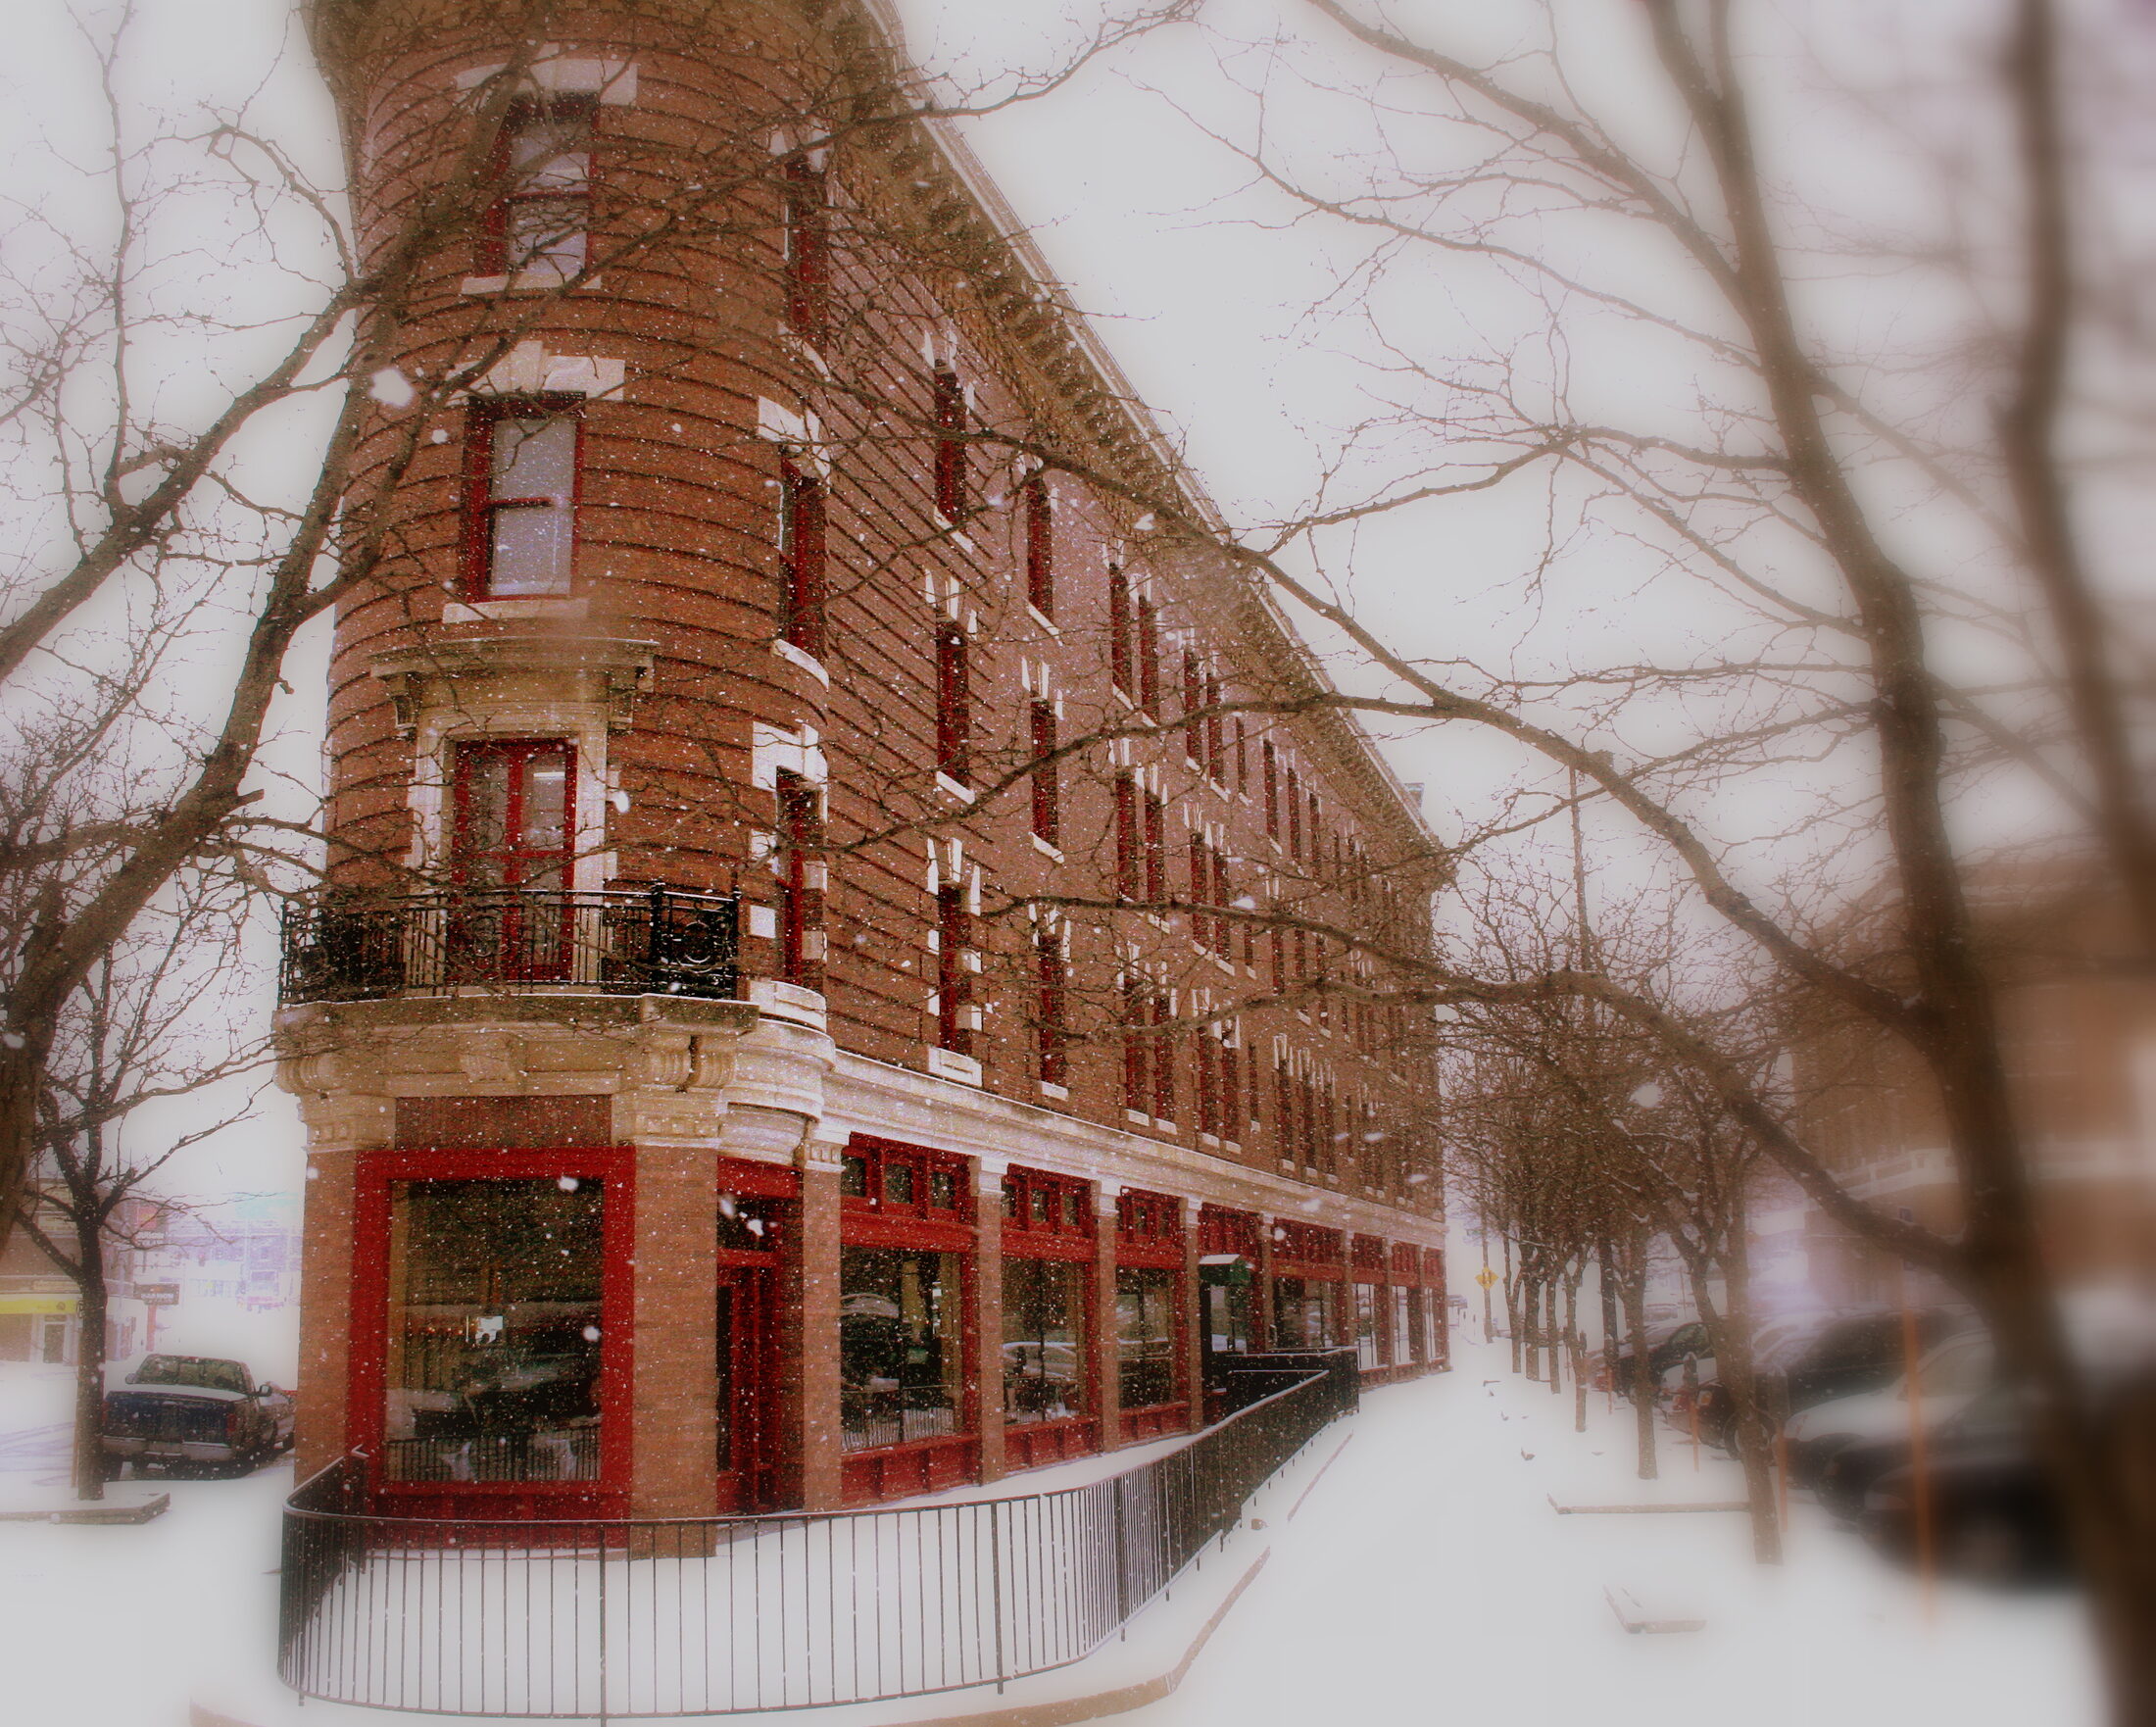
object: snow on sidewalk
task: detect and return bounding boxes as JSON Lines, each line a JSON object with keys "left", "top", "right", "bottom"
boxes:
{"left": 1118, "top": 1340, "right": 2105, "bottom": 1727}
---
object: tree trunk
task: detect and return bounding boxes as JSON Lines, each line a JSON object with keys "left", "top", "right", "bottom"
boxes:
{"left": 1622, "top": 1238, "right": 1657, "bottom": 1480}
{"left": 69, "top": 1214, "right": 107, "bottom": 1502}
{"left": 1690, "top": 1228, "right": 1780, "bottom": 1562}
{"left": 1596, "top": 1237, "right": 1620, "bottom": 1400}
{"left": 1566, "top": 1269, "right": 1588, "bottom": 1432}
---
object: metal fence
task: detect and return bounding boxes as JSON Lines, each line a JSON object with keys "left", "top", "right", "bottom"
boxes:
{"left": 278, "top": 1367, "right": 1350, "bottom": 1718}
{"left": 278, "top": 887, "right": 740, "bottom": 1006}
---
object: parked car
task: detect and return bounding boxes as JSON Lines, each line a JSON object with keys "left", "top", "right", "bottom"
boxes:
{"left": 1782, "top": 1328, "right": 1995, "bottom": 1492}
{"left": 101, "top": 1354, "right": 293, "bottom": 1479}
{"left": 1603, "top": 1319, "right": 1710, "bottom": 1395}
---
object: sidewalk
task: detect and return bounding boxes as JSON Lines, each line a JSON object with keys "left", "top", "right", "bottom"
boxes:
{"left": 1117, "top": 1338, "right": 2104, "bottom": 1727}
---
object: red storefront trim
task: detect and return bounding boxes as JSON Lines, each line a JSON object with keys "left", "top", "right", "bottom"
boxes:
{"left": 348, "top": 1146, "right": 635, "bottom": 1519}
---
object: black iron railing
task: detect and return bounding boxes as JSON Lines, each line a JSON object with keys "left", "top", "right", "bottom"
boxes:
{"left": 278, "top": 887, "right": 740, "bottom": 1005}
{"left": 277, "top": 1367, "right": 1352, "bottom": 1718}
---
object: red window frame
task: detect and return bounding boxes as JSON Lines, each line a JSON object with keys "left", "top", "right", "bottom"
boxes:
{"left": 934, "top": 621, "right": 969, "bottom": 784}
{"left": 1115, "top": 1187, "right": 1185, "bottom": 1269}
{"left": 1137, "top": 596, "right": 1160, "bottom": 715}
{"left": 1187, "top": 832, "right": 1209, "bottom": 948}
{"left": 1003, "top": 1167, "right": 1094, "bottom": 1258}
{"left": 780, "top": 153, "right": 830, "bottom": 344}
{"left": 1149, "top": 986, "right": 1176, "bottom": 1124}
{"left": 1113, "top": 774, "right": 1140, "bottom": 901}
{"left": 1272, "top": 1219, "right": 1346, "bottom": 1280}
{"left": 477, "top": 96, "right": 596, "bottom": 277}
{"left": 1029, "top": 699, "right": 1059, "bottom": 845}
{"left": 1204, "top": 673, "right": 1225, "bottom": 783}
{"left": 450, "top": 738, "right": 576, "bottom": 890}
{"left": 1210, "top": 854, "right": 1234, "bottom": 960}
{"left": 1234, "top": 718, "right": 1248, "bottom": 796}
{"left": 1023, "top": 472, "right": 1054, "bottom": 617}
{"left": 1142, "top": 793, "right": 1166, "bottom": 905}
{"left": 931, "top": 364, "right": 967, "bottom": 520}
{"left": 1107, "top": 567, "right": 1132, "bottom": 697}
{"left": 775, "top": 770, "right": 822, "bottom": 988}
{"left": 1181, "top": 650, "right": 1203, "bottom": 767}
{"left": 1035, "top": 929, "right": 1067, "bottom": 1088}
{"left": 935, "top": 882, "right": 972, "bottom": 1057}
{"left": 1262, "top": 741, "right": 1279, "bottom": 839}
{"left": 347, "top": 1146, "right": 635, "bottom": 1516}
{"left": 838, "top": 1136, "right": 973, "bottom": 1239}
{"left": 1121, "top": 974, "right": 1151, "bottom": 1114}
{"left": 463, "top": 395, "right": 584, "bottom": 601}
{"left": 778, "top": 456, "right": 827, "bottom": 659}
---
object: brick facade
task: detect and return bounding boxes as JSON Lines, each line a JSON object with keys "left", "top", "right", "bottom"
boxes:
{"left": 282, "top": 0, "right": 1448, "bottom": 1516}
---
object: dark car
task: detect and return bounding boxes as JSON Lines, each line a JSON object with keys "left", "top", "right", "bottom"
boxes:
{"left": 1605, "top": 1320, "right": 1710, "bottom": 1395}
{"left": 1853, "top": 1385, "right": 2065, "bottom": 1582}
{"left": 101, "top": 1353, "right": 293, "bottom": 1479}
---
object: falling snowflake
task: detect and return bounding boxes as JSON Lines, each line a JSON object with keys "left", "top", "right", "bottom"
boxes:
{"left": 368, "top": 367, "right": 416, "bottom": 408}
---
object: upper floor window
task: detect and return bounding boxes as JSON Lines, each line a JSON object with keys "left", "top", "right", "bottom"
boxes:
{"left": 1023, "top": 473, "right": 1054, "bottom": 617}
{"left": 935, "top": 621, "right": 970, "bottom": 785}
{"left": 780, "top": 154, "right": 830, "bottom": 344}
{"left": 1181, "top": 651, "right": 1203, "bottom": 768}
{"left": 1137, "top": 596, "right": 1160, "bottom": 715}
{"left": 1034, "top": 932, "right": 1068, "bottom": 1089}
{"left": 466, "top": 398, "right": 579, "bottom": 598}
{"left": 1029, "top": 699, "right": 1059, "bottom": 845}
{"left": 774, "top": 770, "right": 822, "bottom": 988}
{"left": 482, "top": 98, "right": 594, "bottom": 276}
{"left": 932, "top": 364, "right": 967, "bottom": 520}
{"left": 1262, "top": 741, "right": 1279, "bottom": 839}
{"left": 935, "top": 883, "right": 972, "bottom": 1056}
{"left": 778, "top": 456, "right": 826, "bottom": 659}
{"left": 1108, "top": 567, "right": 1132, "bottom": 697}
{"left": 1114, "top": 773, "right": 1140, "bottom": 901}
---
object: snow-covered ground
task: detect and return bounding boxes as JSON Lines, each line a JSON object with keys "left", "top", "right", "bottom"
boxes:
{"left": 0, "top": 1343, "right": 2107, "bottom": 1726}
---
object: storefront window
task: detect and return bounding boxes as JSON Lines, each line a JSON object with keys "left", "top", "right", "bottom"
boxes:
{"left": 1201, "top": 1262, "right": 1252, "bottom": 1356}
{"left": 1116, "top": 1266, "right": 1178, "bottom": 1409}
{"left": 384, "top": 1177, "right": 605, "bottom": 1483}
{"left": 1392, "top": 1287, "right": 1413, "bottom": 1363}
{"left": 1003, "top": 1258, "right": 1086, "bottom": 1425}
{"left": 840, "top": 1247, "right": 962, "bottom": 1452}
{"left": 1354, "top": 1283, "right": 1381, "bottom": 1369}
{"left": 1272, "top": 1276, "right": 1339, "bottom": 1350}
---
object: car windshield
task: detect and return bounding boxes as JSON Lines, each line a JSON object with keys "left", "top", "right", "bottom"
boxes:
{"left": 131, "top": 1356, "right": 250, "bottom": 1394}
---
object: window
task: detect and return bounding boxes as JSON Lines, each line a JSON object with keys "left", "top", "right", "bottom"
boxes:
{"left": 932, "top": 363, "right": 967, "bottom": 520}
{"left": 1035, "top": 929, "right": 1067, "bottom": 1088}
{"left": 780, "top": 154, "right": 830, "bottom": 344}
{"left": 1137, "top": 596, "right": 1160, "bottom": 715}
{"left": 936, "top": 884, "right": 971, "bottom": 1056}
{"left": 1354, "top": 1284, "right": 1381, "bottom": 1369}
{"left": 1150, "top": 987, "right": 1176, "bottom": 1122}
{"left": 935, "top": 621, "right": 969, "bottom": 784}
{"left": 466, "top": 399, "right": 580, "bottom": 598}
{"left": 452, "top": 740, "right": 572, "bottom": 891}
{"left": 1143, "top": 792, "right": 1166, "bottom": 906}
{"left": 774, "top": 770, "right": 822, "bottom": 988}
{"left": 1004, "top": 1258, "right": 1085, "bottom": 1425}
{"left": 1210, "top": 853, "right": 1234, "bottom": 960}
{"left": 481, "top": 98, "right": 594, "bottom": 276}
{"left": 1235, "top": 718, "right": 1249, "bottom": 796}
{"left": 1262, "top": 741, "right": 1279, "bottom": 838}
{"left": 1122, "top": 974, "right": 1151, "bottom": 1114}
{"left": 1204, "top": 672, "right": 1225, "bottom": 783}
{"left": 1108, "top": 567, "right": 1132, "bottom": 697}
{"left": 778, "top": 457, "right": 826, "bottom": 659}
{"left": 1187, "top": 832, "right": 1210, "bottom": 948}
{"left": 1115, "top": 1267, "right": 1178, "bottom": 1409}
{"left": 1023, "top": 472, "right": 1054, "bottom": 617}
{"left": 1182, "top": 650, "right": 1202, "bottom": 766}
{"left": 1029, "top": 699, "right": 1059, "bottom": 845}
{"left": 383, "top": 1177, "right": 606, "bottom": 1483}
{"left": 1113, "top": 774, "right": 1140, "bottom": 901}
{"left": 1286, "top": 768, "right": 1302, "bottom": 860}
{"left": 839, "top": 1246, "right": 961, "bottom": 1452}
{"left": 1271, "top": 1276, "right": 1339, "bottom": 1350}
{"left": 838, "top": 1140, "right": 966, "bottom": 1218}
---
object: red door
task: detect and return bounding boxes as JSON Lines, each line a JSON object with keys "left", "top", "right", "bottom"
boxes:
{"left": 713, "top": 1265, "right": 777, "bottom": 1513}
{"left": 449, "top": 740, "right": 575, "bottom": 981}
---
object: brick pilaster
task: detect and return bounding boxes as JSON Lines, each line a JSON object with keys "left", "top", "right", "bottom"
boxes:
{"left": 1094, "top": 1183, "right": 1122, "bottom": 1448}
{"left": 972, "top": 1162, "right": 1006, "bottom": 1483}
{"left": 630, "top": 1146, "right": 717, "bottom": 1517}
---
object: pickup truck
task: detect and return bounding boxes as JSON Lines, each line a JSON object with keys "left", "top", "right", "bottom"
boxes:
{"left": 101, "top": 1354, "right": 295, "bottom": 1478}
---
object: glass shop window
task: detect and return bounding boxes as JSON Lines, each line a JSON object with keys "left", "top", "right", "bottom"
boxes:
{"left": 1391, "top": 1287, "right": 1413, "bottom": 1363}
{"left": 1271, "top": 1276, "right": 1339, "bottom": 1351}
{"left": 1003, "top": 1258, "right": 1086, "bottom": 1426}
{"left": 383, "top": 1177, "right": 605, "bottom": 1483}
{"left": 1354, "top": 1283, "right": 1381, "bottom": 1370}
{"left": 839, "top": 1246, "right": 962, "bottom": 1453}
{"left": 1115, "top": 1265, "right": 1178, "bottom": 1409}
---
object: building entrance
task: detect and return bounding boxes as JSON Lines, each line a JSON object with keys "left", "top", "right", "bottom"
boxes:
{"left": 712, "top": 1264, "right": 776, "bottom": 1513}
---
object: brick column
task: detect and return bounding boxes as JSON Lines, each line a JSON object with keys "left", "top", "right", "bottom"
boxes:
{"left": 1093, "top": 1183, "right": 1122, "bottom": 1449}
{"left": 1253, "top": 1213, "right": 1276, "bottom": 1352}
{"left": 972, "top": 1161, "right": 1007, "bottom": 1484}
{"left": 783, "top": 1158, "right": 844, "bottom": 1511}
{"left": 631, "top": 1146, "right": 718, "bottom": 1517}
{"left": 1179, "top": 1197, "right": 1204, "bottom": 1425}
{"left": 294, "top": 1144, "right": 363, "bottom": 1480}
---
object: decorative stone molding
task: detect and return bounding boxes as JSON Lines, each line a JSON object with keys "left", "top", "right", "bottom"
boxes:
{"left": 370, "top": 633, "right": 657, "bottom": 737}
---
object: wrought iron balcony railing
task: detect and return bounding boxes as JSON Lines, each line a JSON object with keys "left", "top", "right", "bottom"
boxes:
{"left": 278, "top": 887, "right": 740, "bottom": 1006}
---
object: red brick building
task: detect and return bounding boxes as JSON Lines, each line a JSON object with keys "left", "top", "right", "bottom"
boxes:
{"left": 280, "top": 0, "right": 1446, "bottom": 1522}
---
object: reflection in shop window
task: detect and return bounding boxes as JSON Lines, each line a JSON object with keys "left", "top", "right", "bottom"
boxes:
{"left": 1116, "top": 1266, "right": 1177, "bottom": 1409}
{"left": 839, "top": 1247, "right": 961, "bottom": 1452}
{"left": 1391, "top": 1287, "right": 1413, "bottom": 1363}
{"left": 1004, "top": 1258, "right": 1085, "bottom": 1425}
{"left": 1271, "top": 1276, "right": 1339, "bottom": 1351}
{"left": 1354, "top": 1284, "right": 1381, "bottom": 1369}
{"left": 384, "top": 1178, "right": 604, "bottom": 1483}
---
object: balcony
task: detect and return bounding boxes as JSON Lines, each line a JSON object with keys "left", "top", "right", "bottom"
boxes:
{"left": 278, "top": 887, "right": 740, "bottom": 1006}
